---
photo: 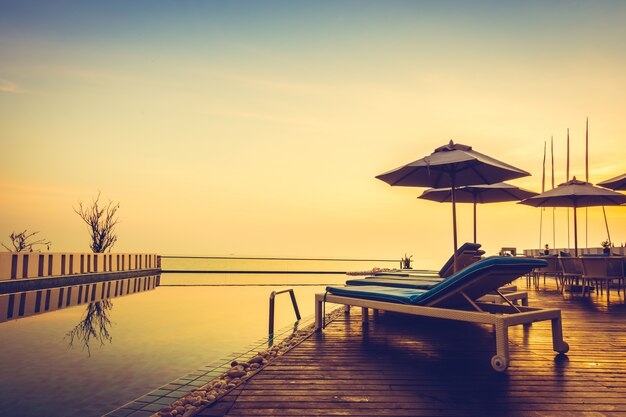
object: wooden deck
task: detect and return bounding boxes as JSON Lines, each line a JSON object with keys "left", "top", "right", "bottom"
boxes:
{"left": 199, "top": 279, "right": 626, "bottom": 416}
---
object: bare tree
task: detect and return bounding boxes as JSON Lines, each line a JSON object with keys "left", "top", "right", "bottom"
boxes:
{"left": 74, "top": 192, "right": 120, "bottom": 253}
{"left": 65, "top": 300, "right": 114, "bottom": 356}
{"left": 2, "top": 230, "right": 51, "bottom": 252}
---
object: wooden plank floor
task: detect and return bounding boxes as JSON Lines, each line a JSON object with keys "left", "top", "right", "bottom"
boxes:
{"left": 199, "top": 279, "right": 626, "bottom": 416}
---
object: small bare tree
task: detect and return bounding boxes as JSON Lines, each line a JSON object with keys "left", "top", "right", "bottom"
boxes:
{"left": 74, "top": 192, "right": 120, "bottom": 253}
{"left": 2, "top": 230, "right": 51, "bottom": 252}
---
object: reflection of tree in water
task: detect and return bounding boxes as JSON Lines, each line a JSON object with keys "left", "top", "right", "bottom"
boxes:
{"left": 66, "top": 299, "right": 114, "bottom": 356}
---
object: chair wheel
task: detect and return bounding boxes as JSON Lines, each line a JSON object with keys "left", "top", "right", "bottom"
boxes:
{"left": 557, "top": 341, "right": 569, "bottom": 354}
{"left": 491, "top": 355, "right": 508, "bottom": 372}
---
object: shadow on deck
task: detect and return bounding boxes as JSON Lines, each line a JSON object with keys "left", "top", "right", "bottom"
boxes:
{"left": 199, "top": 278, "right": 626, "bottom": 416}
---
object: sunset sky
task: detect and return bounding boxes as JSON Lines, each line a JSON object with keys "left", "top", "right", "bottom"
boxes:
{"left": 1, "top": 1, "right": 625, "bottom": 268}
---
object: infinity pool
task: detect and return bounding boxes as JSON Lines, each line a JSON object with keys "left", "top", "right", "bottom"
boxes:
{"left": 0, "top": 272, "right": 350, "bottom": 417}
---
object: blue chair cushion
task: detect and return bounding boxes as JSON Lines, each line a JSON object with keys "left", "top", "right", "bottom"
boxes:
{"left": 324, "top": 285, "right": 428, "bottom": 304}
{"left": 328, "top": 256, "right": 547, "bottom": 307}
{"left": 345, "top": 277, "right": 442, "bottom": 289}
{"left": 416, "top": 256, "right": 545, "bottom": 306}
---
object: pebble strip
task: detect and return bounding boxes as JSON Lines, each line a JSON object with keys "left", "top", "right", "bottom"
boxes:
{"left": 151, "top": 308, "right": 343, "bottom": 417}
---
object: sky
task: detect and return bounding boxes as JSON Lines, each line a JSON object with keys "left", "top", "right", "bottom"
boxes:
{"left": 1, "top": 1, "right": 625, "bottom": 268}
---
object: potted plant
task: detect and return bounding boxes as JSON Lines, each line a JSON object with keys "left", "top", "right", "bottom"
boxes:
{"left": 601, "top": 240, "right": 612, "bottom": 255}
{"left": 401, "top": 253, "right": 413, "bottom": 269}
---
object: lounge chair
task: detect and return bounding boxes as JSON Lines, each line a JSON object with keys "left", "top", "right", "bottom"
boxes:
{"left": 316, "top": 257, "right": 569, "bottom": 372}
{"left": 346, "top": 246, "right": 525, "bottom": 305}
{"left": 345, "top": 274, "right": 528, "bottom": 306}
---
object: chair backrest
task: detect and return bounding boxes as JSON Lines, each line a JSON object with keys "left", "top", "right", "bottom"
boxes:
{"left": 438, "top": 242, "right": 481, "bottom": 278}
{"left": 610, "top": 258, "right": 626, "bottom": 277}
{"left": 581, "top": 257, "right": 625, "bottom": 278}
{"left": 417, "top": 257, "right": 548, "bottom": 307}
{"left": 559, "top": 257, "right": 583, "bottom": 275}
{"left": 581, "top": 257, "right": 606, "bottom": 277}
{"left": 536, "top": 256, "right": 560, "bottom": 274}
{"left": 473, "top": 250, "right": 486, "bottom": 260}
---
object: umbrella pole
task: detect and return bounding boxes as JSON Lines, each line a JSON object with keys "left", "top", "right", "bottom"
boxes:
{"left": 539, "top": 209, "right": 543, "bottom": 251}
{"left": 585, "top": 208, "right": 588, "bottom": 248}
{"left": 573, "top": 207, "right": 578, "bottom": 257}
{"left": 473, "top": 200, "right": 477, "bottom": 244}
{"left": 452, "top": 179, "right": 459, "bottom": 273}
{"left": 602, "top": 206, "right": 612, "bottom": 244}
{"left": 567, "top": 209, "right": 570, "bottom": 250}
{"left": 552, "top": 208, "right": 556, "bottom": 250}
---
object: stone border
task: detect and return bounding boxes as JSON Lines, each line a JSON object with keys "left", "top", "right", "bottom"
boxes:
{"left": 151, "top": 308, "right": 343, "bottom": 417}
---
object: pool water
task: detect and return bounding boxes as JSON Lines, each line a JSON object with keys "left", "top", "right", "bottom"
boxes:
{"left": 0, "top": 271, "right": 351, "bottom": 417}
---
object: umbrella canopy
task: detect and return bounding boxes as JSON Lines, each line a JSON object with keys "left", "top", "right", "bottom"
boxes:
{"left": 597, "top": 173, "right": 626, "bottom": 191}
{"left": 376, "top": 141, "right": 531, "bottom": 271}
{"left": 519, "top": 177, "right": 626, "bottom": 255}
{"left": 418, "top": 182, "right": 538, "bottom": 243}
{"left": 376, "top": 141, "right": 531, "bottom": 188}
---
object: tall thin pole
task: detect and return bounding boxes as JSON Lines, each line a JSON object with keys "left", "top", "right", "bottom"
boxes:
{"left": 551, "top": 136, "right": 556, "bottom": 249}
{"left": 567, "top": 128, "right": 570, "bottom": 180}
{"left": 471, "top": 196, "right": 477, "bottom": 244}
{"left": 539, "top": 141, "right": 546, "bottom": 250}
{"left": 539, "top": 210, "right": 543, "bottom": 251}
{"left": 573, "top": 207, "right": 579, "bottom": 257}
{"left": 551, "top": 135, "right": 555, "bottom": 188}
{"left": 587, "top": 117, "right": 613, "bottom": 244}
{"left": 566, "top": 129, "right": 570, "bottom": 250}
{"left": 451, "top": 174, "right": 458, "bottom": 273}
{"left": 542, "top": 141, "right": 547, "bottom": 193}
{"left": 585, "top": 118, "right": 589, "bottom": 249}
{"left": 586, "top": 118, "right": 589, "bottom": 181}
{"left": 603, "top": 206, "right": 612, "bottom": 244}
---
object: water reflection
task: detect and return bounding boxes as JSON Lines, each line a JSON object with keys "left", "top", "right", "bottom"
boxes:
{"left": 0, "top": 275, "right": 160, "bottom": 324}
{"left": 66, "top": 299, "right": 114, "bottom": 355}
{"left": 0, "top": 273, "right": 333, "bottom": 417}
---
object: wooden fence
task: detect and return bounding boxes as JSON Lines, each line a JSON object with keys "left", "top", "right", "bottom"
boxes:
{"left": 0, "top": 252, "right": 160, "bottom": 281}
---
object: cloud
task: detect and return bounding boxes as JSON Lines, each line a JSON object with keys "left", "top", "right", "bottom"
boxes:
{"left": 0, "top": 78, "right": 27, "bottom": 94}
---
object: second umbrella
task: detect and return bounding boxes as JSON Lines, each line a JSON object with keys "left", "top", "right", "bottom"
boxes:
{"left": 418, "top": 182, "right": 538, "bottom": 244}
